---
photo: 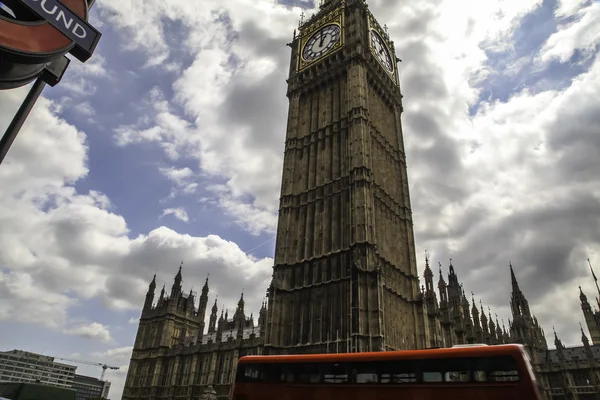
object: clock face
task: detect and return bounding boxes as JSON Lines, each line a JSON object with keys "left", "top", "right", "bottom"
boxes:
{"left": 302, "top": 24, "right": 341, "bottom": 62}
{"left": 370, "top": 30, "right": 394, "bottom": 73}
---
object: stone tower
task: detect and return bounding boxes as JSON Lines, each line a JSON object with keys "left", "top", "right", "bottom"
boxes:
{"left": 581, "top": 260, "right": 600, "bottom": 345}
{"left": 124, "top": 265, "right": 208, "bottom": 392}
{"left": 508, "top": 263, "right": 547, "bottom": 364}
{"left": 579, "top": 286, "right": 600, "bottom": 344}
{"left": 265, "top": 0, "right": 429, "bottom": 355}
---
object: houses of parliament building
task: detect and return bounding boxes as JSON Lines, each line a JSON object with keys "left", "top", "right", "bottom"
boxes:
{"left": 122, "top": 0, "right": 600, "bottom": 399}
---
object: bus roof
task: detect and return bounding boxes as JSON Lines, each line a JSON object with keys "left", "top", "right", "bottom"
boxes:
{"left": 239, "top": 344, "right": 525, "bottom": 364}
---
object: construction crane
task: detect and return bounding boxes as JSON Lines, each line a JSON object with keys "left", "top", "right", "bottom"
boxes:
{"left": 55, "top": 357, "right": 119, "bottom": 381}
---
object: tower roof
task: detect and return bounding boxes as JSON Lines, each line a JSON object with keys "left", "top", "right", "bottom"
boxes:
{"left": 580, "top": 286, "right": 588, "bottom": 303}
{"left": 510, "top": 262, "right": 519, "bottom": 288}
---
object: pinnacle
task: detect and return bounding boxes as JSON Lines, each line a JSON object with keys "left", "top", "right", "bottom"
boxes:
{"left": 509, "top": 262, "right": 519, "bottom": 288}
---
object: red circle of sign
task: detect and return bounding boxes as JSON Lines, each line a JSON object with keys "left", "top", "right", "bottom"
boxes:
{"left": 0, "top": 0, "right": 88, "bottom": 63}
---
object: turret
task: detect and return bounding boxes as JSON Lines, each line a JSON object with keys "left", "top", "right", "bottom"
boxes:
{"left": 582, "top": 263, "right": 600, "bottom": 345}
{"left": 495, "top": 315, "right": 503, "bottom": 344}
{"left": 488, "top": 310, "right": 496, "bottom": 344}
{"left": 438, "top": 265, "right": 448, "bottom": 304}
{"left": 197, "top": 276, "right": 210, "bottom": 335}
{"left": 462, "top": 288, "right": 474, "bottom": 343}
{"left": 424, "top": 253, "right": 434, "bottom": 293}
{"left": 208, "top": 298, "right": 218, "bottom": 333}
{"left": 144, "top": 274, "right": 156, "bottom": 311}
{"left": 588, "top": 259, "right": 600, "bottom": 308}
{"left": 186, "top": 288, "right": 195, "bottom": 314}
{"left": 157, "top": 284, "right": 166, "bottom": 308}
{"left": 471, "top": 295, "right": 483, "bottom": 342}
{"left": 579, "top": 286, "right": 600, "bottom": 344}
{"left": 509, "top": 263, "right": 547, "bottom": 355}
{"left": 480, "top": 301, "right": 489, "bottom": 340}
{"left": 216, "top": 309, "right": 224, "bottom": 342}
{"left": 554, "top": 328, "right": 566, "bottom": 363}
{"left": 258, "top": 300, "right": 267, "bottom": 336}
{"left": 170, "top": 262, "right": 183, "bottom": 305}
{"left": 423, "top": 254, "right": 442, "bottom": 348}
{"left": 235, "top": 293, "right": 246, "bottom": 338}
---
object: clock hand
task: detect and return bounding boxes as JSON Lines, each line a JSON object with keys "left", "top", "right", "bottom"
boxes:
{"left": 319, "top": 31, "right": 325, "bottom": 47}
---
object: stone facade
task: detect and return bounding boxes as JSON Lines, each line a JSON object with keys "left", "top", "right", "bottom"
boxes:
{"left": 122, "top": 262, "right": 600, "bottom": 400}
{"left": 265, "top": 0, "right": 427, "bottom": 355}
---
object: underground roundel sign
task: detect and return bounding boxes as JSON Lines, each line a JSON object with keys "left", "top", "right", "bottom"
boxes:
{"left": 0, "top": 0, "right": 101, "bottom": 89}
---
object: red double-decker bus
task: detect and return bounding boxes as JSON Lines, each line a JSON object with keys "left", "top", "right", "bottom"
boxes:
{"left": 233, "top": 344, "right": 541, "bottom": 400}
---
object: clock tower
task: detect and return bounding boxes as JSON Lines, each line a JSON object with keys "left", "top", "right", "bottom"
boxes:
{"left": 265, "top": 0, "right": 429, "bottom": 354}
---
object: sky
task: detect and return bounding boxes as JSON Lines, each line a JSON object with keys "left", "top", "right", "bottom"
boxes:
{"left": 0, "top": 0, "right": 599, "bottom": 397}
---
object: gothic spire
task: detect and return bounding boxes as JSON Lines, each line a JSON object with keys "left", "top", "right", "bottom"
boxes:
{"left": 588, "top": 259, "right": 600, "bottom": 299}
{"left": 580, "top": 322, "right": 590, "bottom": 345}
{"left": 170, "top": 262, "right": 184, "bottom": 301}
{"left": 144, "top": 274, "right": 157, "bottom": 310}
{"left": 202, "top": 275, "right": 209, "bottom": 295}
{"left": 438, "top": 263, "right": 446, "bottom": 288}
{"left": 149, "top": 273, "right": 156, "bottom": 291}
{"left": 510, "top": 262, "right": 519, "bottom": 288}
{"left": 423, "top": 251, "right": 434, "bottom": 292}
{"left": 553, "top": 326, "right": 563, "bottom": 348}
{"left": 424, "top": 251, "right": 432, "bottom": 276}
{"left": 580, "top": 286, "right": 588, "bottom": 303}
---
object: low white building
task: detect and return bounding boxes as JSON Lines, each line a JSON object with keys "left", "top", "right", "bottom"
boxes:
{"left": 0, "top": 350, "right": 76, "bottom": 389}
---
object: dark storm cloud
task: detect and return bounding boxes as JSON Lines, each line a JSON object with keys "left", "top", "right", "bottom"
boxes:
{"left": 366, "top": 0, "right": 600, "bottom": 343}
{"left": 442, "top": 191, "right": 600, "bottom": 306}
{"left": 543, "top": 89, "right": 600, "bottom": 184}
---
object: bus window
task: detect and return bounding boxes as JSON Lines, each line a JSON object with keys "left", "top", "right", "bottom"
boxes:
{"left": 489, "top": 370, "right": 519, "bottom": 382}
{"left": 473, "top": 370, "right": 487, "bottom": 382}
{"left": 236, "top": 363, "right": 281, "bottom": 383}
{"left": 445, "top": 371, "right": 469, "bottom": 382}
{"left": 295, "top": 363, "right": 321, "bottom": 384}
{"left": 387, "top": 373, "right": 417, "bottom": 383}
{"left": 379, "top": 360, "right": 418, "bottom": 383}
{"left": 322, "top": 363, "right": 348, "bottom": 384}
{"left": 423, "top": 372, "right": 443, "bottom": 382}
{"left": 356, "top": 371, "right": 378, "bottom": 383}
{"left": 487, "top": 355, "right": 520, "bottom": 382}
{"left": 238, "top": 365, "right": 261, "bottom": 382}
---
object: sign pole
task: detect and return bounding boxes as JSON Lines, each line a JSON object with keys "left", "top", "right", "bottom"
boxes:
{"left": 0, "top": 78, "right": 46, "bottom": 165}
{"left": 0, "top": 0, "right": 98, "bottom": 166}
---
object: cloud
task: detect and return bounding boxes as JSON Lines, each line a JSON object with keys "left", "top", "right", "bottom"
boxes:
{"left": 161, "top": 207, "right": 189, "bottom": 222}
{"left": 0, "top": 271, "right": 74, "bottom": 329}
{"left": 64, "top": 323, "right": 113, "bottom": 343}
{"left": 538, "top": 1, "right": 600, "bottom": 65}
{"left": 0, "top": 84, "right": 274, "bottom": 310}
{"left": 74, "top": 102, "right": 96, "bottom": 117}
{"left": 159, "top": 166, "right": 198, "bottom": 196}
